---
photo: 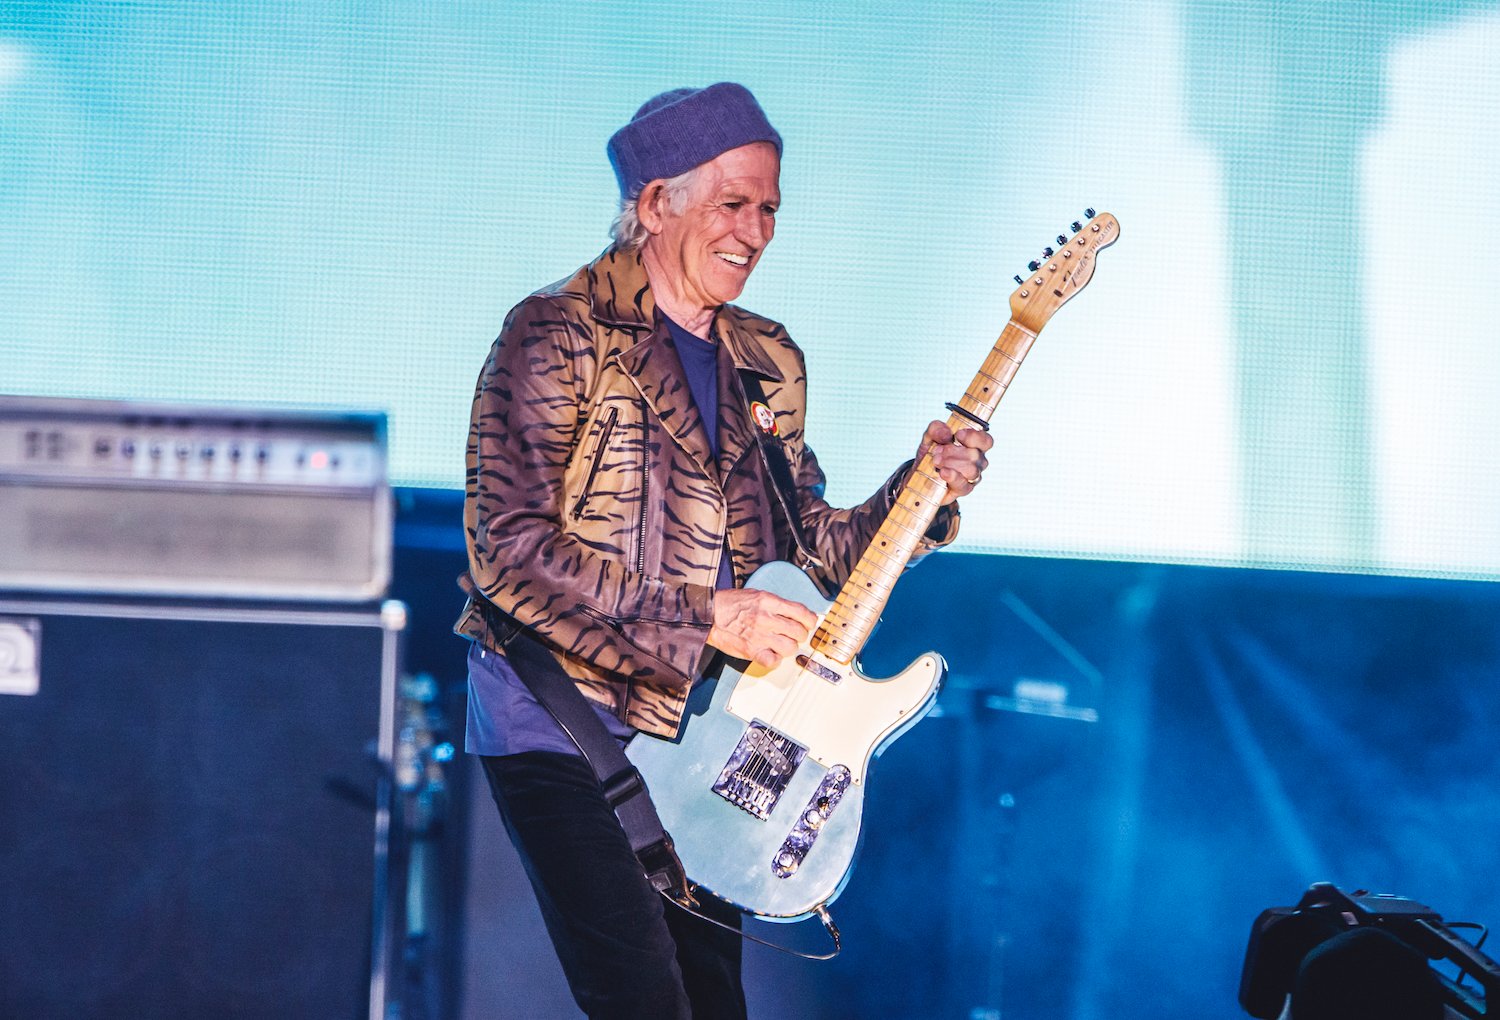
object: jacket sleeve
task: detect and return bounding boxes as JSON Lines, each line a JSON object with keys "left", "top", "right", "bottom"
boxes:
{"left": 768, "top": 343, "right": 960, "bottom": 596}
{"left": 463, "top": 295, "right": 715, "bottom": 687}
{"left": 791, "top": 448, "right": 960, "bottom": 597}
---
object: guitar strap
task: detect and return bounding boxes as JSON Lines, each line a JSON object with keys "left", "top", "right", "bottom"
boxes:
{"left": 503, "top": 629, "right": 697, "bottom": 910}
{"left": 510, "top": 635, "right": 846, "bottom": 957}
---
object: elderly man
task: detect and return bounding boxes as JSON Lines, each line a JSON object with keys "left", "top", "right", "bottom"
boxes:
{"left": 456, "top": 82, "right": 990, "bottom": 1018}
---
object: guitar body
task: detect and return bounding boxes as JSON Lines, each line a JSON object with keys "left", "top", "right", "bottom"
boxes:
{"left": 627, "top": 560, "right": 945, "bottom": 921}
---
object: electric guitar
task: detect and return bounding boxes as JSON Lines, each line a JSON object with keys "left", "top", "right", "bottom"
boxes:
{"left": 627, "top": 211, "right": 1121, "bottom": 921}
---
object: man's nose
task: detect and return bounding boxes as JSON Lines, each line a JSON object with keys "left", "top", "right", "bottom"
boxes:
{"left": 738, "top": 209, "right": 771, "bottom": 249}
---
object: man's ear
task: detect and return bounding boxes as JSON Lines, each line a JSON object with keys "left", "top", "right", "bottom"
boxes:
{"left": 636, "top": 181, "right": 667, "bottom": 235}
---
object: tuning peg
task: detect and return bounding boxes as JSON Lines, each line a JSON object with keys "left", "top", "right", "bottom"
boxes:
{"left": 1056, "top": 234, "right": 1068, "bottom": 246}
{"left": 1013, "top": 275, "right": 1023, "bottom": 284}
{"left": 1042, "top": 247, "right": 1054, "bottom": 258}
{"left": 1085, "top": 207, "right": 1096, "bottom": 219}
{"left": 1071, "top": 221, "right": 1082, "bottom": 232}
{"left": 1027, "top": 260, "right": 1040, "bottom": 272}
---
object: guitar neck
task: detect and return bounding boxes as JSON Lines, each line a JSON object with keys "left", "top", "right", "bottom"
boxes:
{"left": 810, "top": 318, "right": 1040, "bottom": 664}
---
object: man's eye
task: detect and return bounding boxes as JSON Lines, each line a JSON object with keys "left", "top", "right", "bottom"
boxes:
{"left": 761, "top": 205, "right": 778, "bottom": 216}
{"left": 723, "top": 201, "right": 743, "bottom": 211}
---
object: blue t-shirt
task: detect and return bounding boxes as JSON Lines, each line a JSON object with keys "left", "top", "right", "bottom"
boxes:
{"left": 666, "top": 317, "right": 736, "bottom": 594}
{"left": 668, "top": 317, "right": 721, "bottom": 453}
{"left": 466, "top": 316, "right": 733, "bottom": 756}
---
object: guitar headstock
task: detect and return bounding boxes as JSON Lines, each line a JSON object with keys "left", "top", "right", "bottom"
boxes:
{"left": 1009, "top": 209, "right": 1120, "bottom": 333}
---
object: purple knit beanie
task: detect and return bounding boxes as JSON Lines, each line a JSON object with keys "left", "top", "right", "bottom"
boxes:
{"left": 606, "top": 82, "right": 782, "bottom": 199}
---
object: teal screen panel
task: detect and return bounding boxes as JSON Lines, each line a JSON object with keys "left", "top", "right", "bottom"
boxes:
{"left": 3, "top": 1, "right": 1498, "bottom": 578}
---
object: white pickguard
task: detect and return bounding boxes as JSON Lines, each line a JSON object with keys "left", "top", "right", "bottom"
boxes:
{"left": 725, "top": 642, "right": 940, "bottom": 785}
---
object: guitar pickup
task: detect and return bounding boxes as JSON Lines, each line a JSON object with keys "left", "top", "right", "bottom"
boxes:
{"left": 772, "top": 765, "right": 852, "bottom": 878}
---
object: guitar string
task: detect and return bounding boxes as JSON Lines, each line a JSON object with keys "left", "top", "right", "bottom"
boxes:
{"left": 770, "top": 661, "right": 822, "bottom": 784}
{"left": 753, "top": 640, "right": 839, "bottom": 806}
{"left": 747, "top": 646, "right": 823, "bottom": 796}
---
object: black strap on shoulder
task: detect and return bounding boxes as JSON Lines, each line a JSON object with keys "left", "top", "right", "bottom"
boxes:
{"left": 737, "top": 369, "right": 824, "bottom": 570}
{"left": 502, "top": 631, "right": 697, "bottom": 909}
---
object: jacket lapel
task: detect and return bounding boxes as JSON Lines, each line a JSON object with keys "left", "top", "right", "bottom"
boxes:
{"left": 616, "top": 330, "right": 717, "bottom": 478}
{"left": 588, "top": 248, "right": 718, "bottom": 477}
{"left": 715, "top": 310, "right": 784, "bottom": 482}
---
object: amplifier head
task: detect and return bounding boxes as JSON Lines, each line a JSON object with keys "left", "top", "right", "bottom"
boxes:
{"left": 0, "top": 395, "right": 392, "bottom": 601}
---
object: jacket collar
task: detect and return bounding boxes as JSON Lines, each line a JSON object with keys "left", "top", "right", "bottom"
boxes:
{"left": 587, "top": 246, "right": 783, "bottom": 383}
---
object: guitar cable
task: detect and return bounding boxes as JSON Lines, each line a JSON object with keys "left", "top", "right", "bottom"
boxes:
{"left": 662, "top": 892, "right": 843, "bottom": 961}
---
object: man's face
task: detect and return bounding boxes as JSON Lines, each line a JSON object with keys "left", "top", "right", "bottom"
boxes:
{"left": 641, "top": 141, "right": 780, "bottom": 312}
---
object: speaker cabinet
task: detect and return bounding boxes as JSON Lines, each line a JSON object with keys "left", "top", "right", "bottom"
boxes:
{"left": 0, "top": 597, "right": 404, "bottom": 1020}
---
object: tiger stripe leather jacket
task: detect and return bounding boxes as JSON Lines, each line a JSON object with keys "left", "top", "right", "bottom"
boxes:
{"left": 454, "top": 245, "right": 958, "bottom": 738}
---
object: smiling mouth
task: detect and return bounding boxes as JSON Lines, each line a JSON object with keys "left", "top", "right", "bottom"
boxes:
{"left": 715, "top": 251, "right": 751, "bottom": 267}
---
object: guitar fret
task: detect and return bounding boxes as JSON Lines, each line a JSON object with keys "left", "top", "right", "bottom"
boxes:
{"left": 861, "top": 552, "right": 904, "bottom": 574}
{"left": 851, "top": 562, "right": 899, "bottom": 587}
{"left": 831, "top": 597, "right": 879, "bottom": 619}
{"left": 962, "top": 389, "right": 1002, "bottom": 412}
{"left": 884, "top": 518, "right": 925, "bottom": 540}
{"left": 826, "top": 609, "right": 878, "bottom": 635}
{"left": 844, "top": 575, "right": 882, "bottom": 596}
{"left": 836, "top": 578, "right": 891, "bottom": 607}
{"left": 882, "top": 513, "right": 918, "bottom": 537}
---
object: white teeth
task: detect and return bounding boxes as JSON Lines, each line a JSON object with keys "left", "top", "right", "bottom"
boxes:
{"left": 716, "top": 251, "right": 750, "bottom": 266}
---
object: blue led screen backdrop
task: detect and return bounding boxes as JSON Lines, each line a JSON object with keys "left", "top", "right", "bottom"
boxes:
{"left": 3, "top": 0, "right": 1498, "bottom": 578}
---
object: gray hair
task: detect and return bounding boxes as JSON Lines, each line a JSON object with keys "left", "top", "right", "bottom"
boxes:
{"left": 609, "top": 166, "right": 702, "bottom": 250}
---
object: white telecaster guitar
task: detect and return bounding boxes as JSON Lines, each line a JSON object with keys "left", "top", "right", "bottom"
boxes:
{"left": 628, "top": 211, "right": 1121, "bottom": 922}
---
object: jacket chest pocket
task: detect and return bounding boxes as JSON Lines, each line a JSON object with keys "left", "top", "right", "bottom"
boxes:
{"left": 567, "top": 397, "right": 653, "bottom": 576}
{"left": 570, "top": 406, "right": 619, "bottom": 520}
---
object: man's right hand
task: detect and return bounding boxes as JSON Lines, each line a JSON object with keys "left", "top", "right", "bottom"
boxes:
{"left": 706, "top": 588, "right": 819, "bottom": 669}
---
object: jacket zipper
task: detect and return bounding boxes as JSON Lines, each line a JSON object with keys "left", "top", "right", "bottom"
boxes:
{"left": 570, "top": 406, "right": 618, "bottom": 520}
{"left": 636, "top": 396, "right": 648, "bottom": 574}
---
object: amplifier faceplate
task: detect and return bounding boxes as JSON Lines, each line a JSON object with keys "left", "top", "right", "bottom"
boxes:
{"left": 0, "top": 396, "right": 391, "bottom": 601}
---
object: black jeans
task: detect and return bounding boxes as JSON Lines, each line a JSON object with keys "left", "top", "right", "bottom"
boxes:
{"left": 480, "top": 751, "right": 746, "bottom": 1020}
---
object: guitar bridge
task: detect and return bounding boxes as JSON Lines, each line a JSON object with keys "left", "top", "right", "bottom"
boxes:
{"left": 712, "top": 722, "right": 807, "bottom": 821}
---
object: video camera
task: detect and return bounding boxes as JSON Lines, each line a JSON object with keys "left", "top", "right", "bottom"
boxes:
{"left": 1239, "top": 883, "right": 1500, "bottom": 1018}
